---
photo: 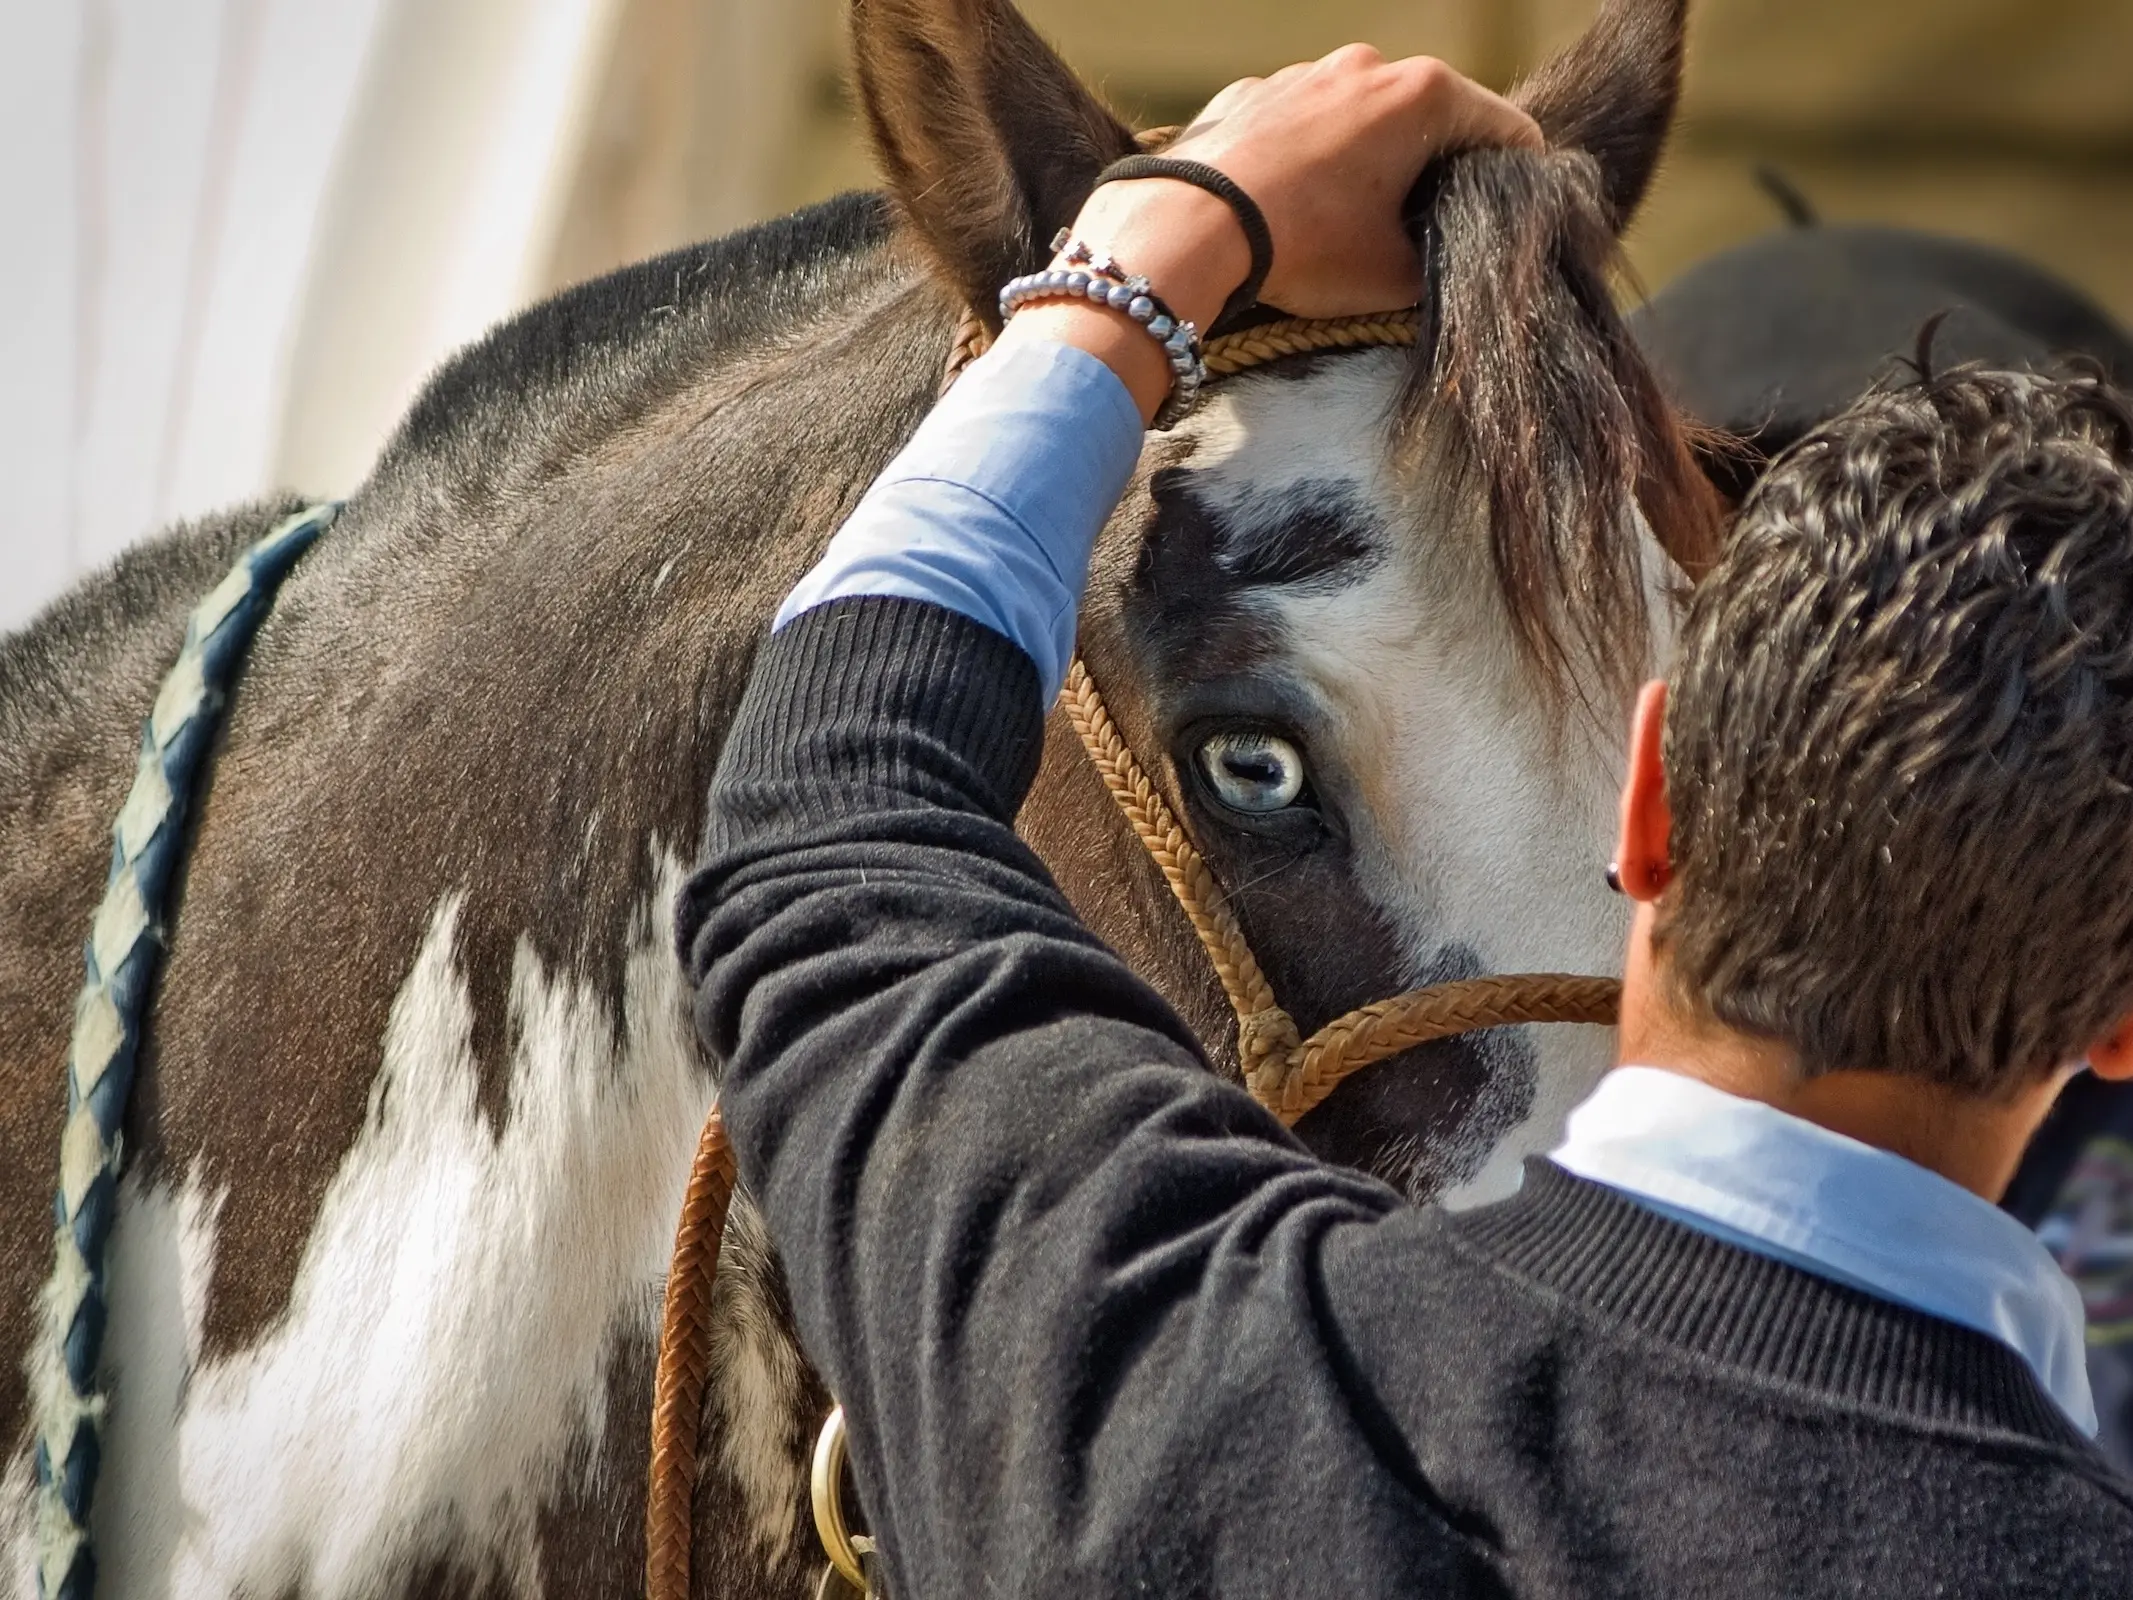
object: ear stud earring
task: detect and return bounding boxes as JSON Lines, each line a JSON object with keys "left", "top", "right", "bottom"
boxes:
{"left": 1605, "top": 863, "right": 1624, "bottom": 894}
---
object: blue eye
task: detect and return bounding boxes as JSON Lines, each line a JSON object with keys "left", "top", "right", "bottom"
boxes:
{"left": 1198, "top": 731, "right": 1307, "bottom": 813}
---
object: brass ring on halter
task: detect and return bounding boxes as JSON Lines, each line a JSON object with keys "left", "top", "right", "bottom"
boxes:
{"left": 811, "top": 1405, "right": 874, "bottom": 1592}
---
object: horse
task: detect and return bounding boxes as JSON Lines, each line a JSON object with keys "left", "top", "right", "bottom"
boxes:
{"left": 1629, "top": 213, "right": 2133, "bottom": 1470}
{"left": 0, "top": 0, "right": 1717, "bottom": 1594}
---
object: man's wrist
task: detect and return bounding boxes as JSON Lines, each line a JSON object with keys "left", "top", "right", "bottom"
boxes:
{"left": 995, "top": 178, "right": 1251, "bottom": 426}
{"left": 1066, "top": 177, "right": 1253, "bottom": 331}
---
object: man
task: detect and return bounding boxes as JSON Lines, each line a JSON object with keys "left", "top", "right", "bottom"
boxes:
{"left": 679, "top": 46, "right": 2133, "bottom": 1598}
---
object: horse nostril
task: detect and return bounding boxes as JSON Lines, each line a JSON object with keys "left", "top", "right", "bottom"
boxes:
{"left": 1198, "top": 730, "right": 1307, "bottom": 813}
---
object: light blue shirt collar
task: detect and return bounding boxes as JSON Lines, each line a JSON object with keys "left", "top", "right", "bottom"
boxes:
{"left": 1551, "top": 1065, "right": 2096, "bottom": 1434}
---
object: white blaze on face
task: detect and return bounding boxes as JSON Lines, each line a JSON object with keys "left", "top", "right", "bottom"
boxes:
{"left": 49, "top": 849, "right": 714, "bottom": 1599}
{"left": 1177, "top": 353, "right": 1679, "bottom": 1204}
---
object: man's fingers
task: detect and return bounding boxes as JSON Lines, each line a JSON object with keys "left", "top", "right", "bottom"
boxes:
{"left": 1453, "top": 85, "right": 1545, "bottom": 153}
{"left": 1194, "top": 75, "right": 1262, "bottom": 123}
{"left": 1320, "top": 41, "right": 1388, "bottom": 72}
{"left": 1396, "top": 56, "right": 1545, "bottom": 153}
{"left": 1108, "top": 44, "right": 1547, "bottom": 323}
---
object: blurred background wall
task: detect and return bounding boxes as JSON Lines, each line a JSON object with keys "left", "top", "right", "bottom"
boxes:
{"left": 4, "top": 0, "right": 2129, "bottom": 633}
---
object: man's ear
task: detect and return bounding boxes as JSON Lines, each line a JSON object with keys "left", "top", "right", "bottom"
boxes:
{"left": 1614, "top": 678, "right": 1673, "bottom": 902}
{"left": 850, "top": 0, "right": 1137, "bottom": 328}
{"left": 2087, "top": 1013, "right": 2133, "bottom": 1080}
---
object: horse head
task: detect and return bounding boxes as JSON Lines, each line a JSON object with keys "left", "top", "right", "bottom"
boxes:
{"left": 850, "top": 0, "right": 1723, "bottom": 1203}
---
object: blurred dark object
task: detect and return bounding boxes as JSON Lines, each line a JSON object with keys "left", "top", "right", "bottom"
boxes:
{"left": 1750, "top": 164, "right": 1818, "bottom": 229}
{"left": 2008, "top": 1075, "right": 2133, "bottom": 1472}
{"left": 1631, "top": 216, "right": 2133, "bottom": 502}
{"left": 1633, "top": 215, "right": 2133, "bottom": 1470}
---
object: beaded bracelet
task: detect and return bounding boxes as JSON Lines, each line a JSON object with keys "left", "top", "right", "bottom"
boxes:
{"left": 996, "top": 230, "right": 1206, "bottom": 431}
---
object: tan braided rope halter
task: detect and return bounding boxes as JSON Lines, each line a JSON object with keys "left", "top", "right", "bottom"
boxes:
{"left": 1058, "top": 656, "right": 1620, "bottom": 1121}
{"left": 645, "top": 302, "right": 1622, "bottom": 1600}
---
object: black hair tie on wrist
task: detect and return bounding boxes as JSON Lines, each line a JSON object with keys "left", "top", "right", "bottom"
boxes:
{"left": 1093, "top": 155, "right": 1274, "bottom": 332}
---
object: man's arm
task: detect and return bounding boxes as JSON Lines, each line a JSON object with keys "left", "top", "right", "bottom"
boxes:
{"left": 682, "top": 50, "right": 1543, "bottom": 1596}
{"left": 684, "top": 592, "right": 1469, "bottom": 1595}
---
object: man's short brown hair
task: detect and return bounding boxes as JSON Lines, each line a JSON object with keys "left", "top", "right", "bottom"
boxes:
{"left": 1659, "top": 366, "right": 2133, "bottom": 1092}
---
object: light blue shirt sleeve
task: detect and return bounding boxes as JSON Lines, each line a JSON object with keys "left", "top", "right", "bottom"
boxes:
{"left": 774, "top": 337, "right": 1145, "bottom": 703}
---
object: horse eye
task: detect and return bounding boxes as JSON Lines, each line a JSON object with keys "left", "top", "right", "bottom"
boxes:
{"left": 1196, "top": 731, "right": 1307, "bottom": 814}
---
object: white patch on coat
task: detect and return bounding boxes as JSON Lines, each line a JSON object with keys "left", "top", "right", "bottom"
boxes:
{"left": 3, "top": 1447, "right": 34, "bottom": 1600}
{"left": 1178, "top": 357, "right": 1680, "bottom": 1202}
{"left": 80, "top": 1174, "right": 225, "bottom": 1599}
{"left": 711, "top": 1198, "right": 811, "bottom": 1562}
{"left": 78, "top": 847, "right": 713, "bottom": 1598}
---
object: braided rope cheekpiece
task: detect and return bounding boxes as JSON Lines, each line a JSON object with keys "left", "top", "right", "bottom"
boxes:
{"left": 646, "top": 1108, "right": 739, "bottom": 1600}
{"left": 33, "top": 503, "right": 337, "bottom": 1600}
{"left": 1062, "top": 662, "right": 1619, "bottom": 1124}
{"left": 1060, "top": 660, "right": 1299, "bottom": 1076}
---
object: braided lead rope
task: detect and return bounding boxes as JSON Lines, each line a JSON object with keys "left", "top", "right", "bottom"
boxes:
{"left": 646, "top": 1108, "right": 739, "bottom": 1600}
{"left": 1268, "top": 975, "right": 1621, "bottom": 1124}
{"left": 33, "top": 502, "right": 337, "bottom": 1600}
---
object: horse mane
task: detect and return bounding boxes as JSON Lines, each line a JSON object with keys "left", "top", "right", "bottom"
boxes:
{"left": 374, "top": 190, "right": 896, "bottom": 478}
{"left": 2, "top": 195, "right": 898, "bottom": 741}
{"left": 0, "top": 498, "right": 310, "bottom": 795}
{"left": 1412, "top": 144, "right": 1724, "bottom": 711}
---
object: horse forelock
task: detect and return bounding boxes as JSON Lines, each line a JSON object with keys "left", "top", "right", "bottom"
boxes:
{"left": 1096, "top": 144, "right": 1715, "bottom": 733}
{"left": 1414, "top": 143, "right": 1722, "bottom": 712}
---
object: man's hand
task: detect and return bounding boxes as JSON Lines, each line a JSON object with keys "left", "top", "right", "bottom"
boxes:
{"left": 1002, "top": 45, "right": 1543, "bottom": 422}
{"left": 1161, "top": 46, "right": 1542, "bottom": 317}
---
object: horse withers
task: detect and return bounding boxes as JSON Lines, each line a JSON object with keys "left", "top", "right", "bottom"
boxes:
{"left": 1, "top": 1, "right": 1716, "bottom": 1595}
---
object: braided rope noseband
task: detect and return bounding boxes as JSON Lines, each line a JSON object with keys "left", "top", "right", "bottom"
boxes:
{"left": 646, "top": 302, "right": 1624, "bottom": 1598}
{"left": 33, "top": 503, "right": 339, "bottom": 1600}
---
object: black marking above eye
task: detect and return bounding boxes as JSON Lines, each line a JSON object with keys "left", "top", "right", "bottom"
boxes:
{"left": 1142, "top": 468, "right": 1383, "bottom": 600}
{"left": 1198, "top": 731, "right": 1308, "bottom": 813}
{"left": 1211, "top": 487, "right": 1384, "bottom": 591}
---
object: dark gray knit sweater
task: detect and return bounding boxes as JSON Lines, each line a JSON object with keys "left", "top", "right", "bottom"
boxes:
{"left": 679, "top": 597, "right": 2133, "bottom": 1598}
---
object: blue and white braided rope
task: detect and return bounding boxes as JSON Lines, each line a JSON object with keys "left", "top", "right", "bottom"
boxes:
{"left": 32, "top": 502, "right": 338, "bottom": 1600}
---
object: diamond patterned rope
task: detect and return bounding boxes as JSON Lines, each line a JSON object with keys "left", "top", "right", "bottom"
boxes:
{"left": 32, "top": 502, "right": 338, "bottom": 1600}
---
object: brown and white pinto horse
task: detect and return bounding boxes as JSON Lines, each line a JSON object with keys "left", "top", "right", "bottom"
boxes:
{"left": 0, "top": 0, "right": 1716, "bottom": 1593}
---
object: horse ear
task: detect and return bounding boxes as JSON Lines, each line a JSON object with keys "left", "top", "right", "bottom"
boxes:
{"left": 1510, "top": 0, "right": 1688, "bottom": 231}
{"left": 850, "top": 0, "right": 1137, "bottom": 324}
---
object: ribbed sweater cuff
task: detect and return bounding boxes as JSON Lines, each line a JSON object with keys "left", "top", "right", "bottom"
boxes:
{"left": 716, "top": 596, "right": 1047, "bottom": 830}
